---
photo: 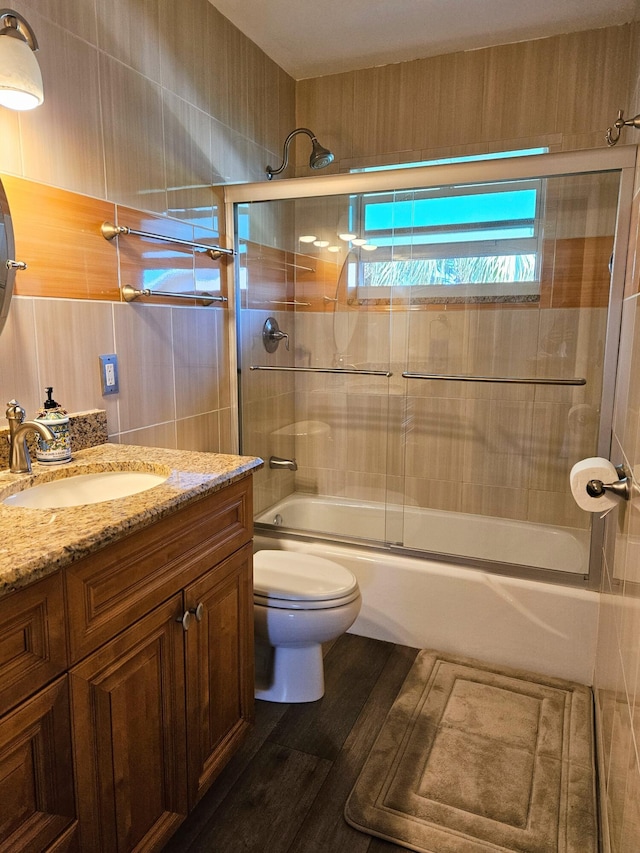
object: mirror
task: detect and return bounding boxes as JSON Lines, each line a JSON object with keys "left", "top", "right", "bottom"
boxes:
{"left": 0, "top": 178, "right": 16, "bottom": 337}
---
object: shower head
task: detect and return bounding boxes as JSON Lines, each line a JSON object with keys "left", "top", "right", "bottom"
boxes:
{"left": 309, "top": 137, "right": 334, "bottom": 170}
{"left": 266, "top": 128, "right": 334, "bottom": 180}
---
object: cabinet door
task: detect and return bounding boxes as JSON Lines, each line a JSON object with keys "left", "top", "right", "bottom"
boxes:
{"left": 0, "top": 676, "right": 78, "bottom": 852}
{"left": 69, "top": 595, "right": 188, "bottom": 853}
{"left": 184, "top": 543, "right": 254, "bottom": 807}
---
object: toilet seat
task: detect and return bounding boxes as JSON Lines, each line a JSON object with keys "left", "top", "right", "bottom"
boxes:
{"left": 253, "top": 550, "right": 360, "bottom": 611}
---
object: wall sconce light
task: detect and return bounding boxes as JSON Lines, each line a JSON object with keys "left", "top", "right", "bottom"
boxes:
{"left": 266, "top": 128, "right": 334, "bottom": 180}
{"left": 0, "top": 9, "right": 43, "bottom": 110}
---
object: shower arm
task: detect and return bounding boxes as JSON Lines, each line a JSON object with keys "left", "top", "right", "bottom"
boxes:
{"left": 267, "top": 129, "right": 315, "bottom": 179}
{"left": 266, "top": 128, "right": 333, "bottom": 179}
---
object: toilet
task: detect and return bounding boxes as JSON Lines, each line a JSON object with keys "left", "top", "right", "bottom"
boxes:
{"left": 253, "top": 550, "right": 362, "bottom": 703}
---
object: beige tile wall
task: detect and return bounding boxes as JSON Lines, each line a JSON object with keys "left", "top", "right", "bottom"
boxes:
{"left": 295, "top": 23, "right": 635, "bottom": 177}
{"left": 0, "top": 296, "right": 232, "bottom": 451}
{"left": 0, "top": 0, "right": 295, "bottom": 453}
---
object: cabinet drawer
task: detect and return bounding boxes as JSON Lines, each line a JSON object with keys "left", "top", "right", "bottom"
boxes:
{"left": 0, "top": 573, "right": 67, "bottom": 716}
{"left": 65, "top": 476, "right": 253, "bottom": 662}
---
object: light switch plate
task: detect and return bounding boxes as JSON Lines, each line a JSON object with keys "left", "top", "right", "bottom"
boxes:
{"left": 99, "top": 354, "right": 119, "bottom": 395}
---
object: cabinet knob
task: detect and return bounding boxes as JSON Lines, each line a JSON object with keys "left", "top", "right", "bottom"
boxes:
{"left": 190, "top": 602, "right": 204, "bottom": 622}
{"left": 176, "top": 610, "right": 192, "bottom": 631}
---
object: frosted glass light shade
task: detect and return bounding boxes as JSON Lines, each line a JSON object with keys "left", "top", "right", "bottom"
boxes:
{"left": 0, "top": 35, "right": 43, "bottom": 110}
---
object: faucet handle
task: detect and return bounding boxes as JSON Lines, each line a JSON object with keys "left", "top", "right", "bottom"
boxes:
{"left": 6, "top": 400, "right": 25, "bottom": 423}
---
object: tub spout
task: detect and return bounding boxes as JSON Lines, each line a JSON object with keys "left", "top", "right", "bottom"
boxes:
{"left": 269, "top": 456, "right": 298, "bottom": 471}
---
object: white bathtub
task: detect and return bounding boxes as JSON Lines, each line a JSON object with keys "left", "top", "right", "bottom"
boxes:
{"left": 254, "top": 495, "right": 599, "bottom": 685}
{"left": 256, "top": 493, "right": 591, "bottom": 574}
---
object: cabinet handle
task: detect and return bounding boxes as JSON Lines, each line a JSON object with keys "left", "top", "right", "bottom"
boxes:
{"left": 176, "top": 610, "right": 192, "bottom": 631}
{"left": 190, "top": 602, "right": 205, "bottom": 622}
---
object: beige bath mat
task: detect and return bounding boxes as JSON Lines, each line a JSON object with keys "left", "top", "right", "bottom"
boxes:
{"left": 345, "top": 649, "right": 597, "bottom": 853}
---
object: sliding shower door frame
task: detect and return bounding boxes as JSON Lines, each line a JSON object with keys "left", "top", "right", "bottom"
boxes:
{"left": 225, "top": 145, "right": 638, "bottom": 591}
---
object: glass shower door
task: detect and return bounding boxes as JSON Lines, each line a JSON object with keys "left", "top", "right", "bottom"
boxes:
{"left": 237, "top": 192, "right": 397, "bottom": 545}
{"left": 229, "top": 145, "right": 634, "bottom": 585}
{"left": 393, "top": 170, "right": 620, "bottom": 575}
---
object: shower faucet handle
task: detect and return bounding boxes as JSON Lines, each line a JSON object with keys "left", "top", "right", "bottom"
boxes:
{"left": 262, "top": 316, "right": 289, "bottom": 352}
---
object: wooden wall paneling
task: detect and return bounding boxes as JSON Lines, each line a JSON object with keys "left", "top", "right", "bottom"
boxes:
{"left": 541, "top": 236, "right": 613, "bottom": 309}
{"left": 1, "top": 174, "right": 119, "bottom": 300}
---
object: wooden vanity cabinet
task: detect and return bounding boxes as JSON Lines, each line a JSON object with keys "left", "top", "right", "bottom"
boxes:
{"left": 0, "top": 574, "right": 78, "bottom": 852}
{"left": 0, "top": 473, "right": 255, "bottom": 853}
{"left": 68, "top": 478, "right": 255, "bottom": 853}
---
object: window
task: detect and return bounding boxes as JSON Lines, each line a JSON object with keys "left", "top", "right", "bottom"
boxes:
{"left": 350, "top": 148, "right": 547, "bottom": 302}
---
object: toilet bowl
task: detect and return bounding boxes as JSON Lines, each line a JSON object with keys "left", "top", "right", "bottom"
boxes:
{"left": 253, "top": 550, "right": 361, "bottom": 703}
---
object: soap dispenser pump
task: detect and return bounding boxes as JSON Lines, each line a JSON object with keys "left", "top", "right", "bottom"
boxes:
{"left": 35, "top": 387, "right": 71, "bottom": 463}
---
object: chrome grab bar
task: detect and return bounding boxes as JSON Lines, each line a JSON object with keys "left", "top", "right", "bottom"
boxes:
{"left": 101, "top": 221, "right": 234, "bottom": 259}
{"left": 122, "top": 285, "right": 227, "bottom": 305}
{"left": 402, "top": 372, "right": 586, "bottom": 386}
{"left": 249, "top": 365, "right": 392, "bottom": 377}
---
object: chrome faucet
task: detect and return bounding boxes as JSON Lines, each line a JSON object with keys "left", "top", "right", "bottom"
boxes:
{"left": 269, "top": 456, "right": 298, "bottom": 471}
{"left": 6, "top": 400, "right": 55, "bottom": 473}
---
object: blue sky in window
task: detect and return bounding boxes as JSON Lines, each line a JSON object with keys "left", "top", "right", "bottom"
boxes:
{"left": 364, "top": 189, "right": 537, "bottom": 232}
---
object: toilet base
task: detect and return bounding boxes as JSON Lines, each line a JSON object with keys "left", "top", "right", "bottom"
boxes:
{"left": 255, "top": 643, "right": 325, "bottom": 703}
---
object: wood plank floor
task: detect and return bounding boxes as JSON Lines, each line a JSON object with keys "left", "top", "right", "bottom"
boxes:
{"left": 162, "top": 633, "right": 419, "bottom": 853}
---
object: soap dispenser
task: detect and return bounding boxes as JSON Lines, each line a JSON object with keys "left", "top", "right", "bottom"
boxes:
{"left": 35, "top": 387, "right": 71, "bottom": 463}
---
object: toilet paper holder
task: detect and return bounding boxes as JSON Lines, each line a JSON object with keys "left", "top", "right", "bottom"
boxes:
{"left": 586, "top": 463, "right": 632, "bottom": 501}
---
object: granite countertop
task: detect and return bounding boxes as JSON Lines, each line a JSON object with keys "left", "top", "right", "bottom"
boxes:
{"left": 0, "top": 443, "right": 263, "bottom": 597}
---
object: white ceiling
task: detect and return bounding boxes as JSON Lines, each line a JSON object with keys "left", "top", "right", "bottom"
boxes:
{"left": 209, "top": 0, "right": 640, "bottom": 79}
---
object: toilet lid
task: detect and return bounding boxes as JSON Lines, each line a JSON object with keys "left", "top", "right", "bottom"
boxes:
{"left": 253, "top": 550, "right": 358, "bottom": 602}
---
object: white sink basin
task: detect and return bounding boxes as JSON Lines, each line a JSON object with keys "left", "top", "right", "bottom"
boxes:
{"left": 3, "top": 471, "right": 168, "bottom": 509}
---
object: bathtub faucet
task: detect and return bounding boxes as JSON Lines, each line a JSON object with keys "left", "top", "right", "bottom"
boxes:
{"left": 269, "top": 456, "right": 298, "bottom": 471}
